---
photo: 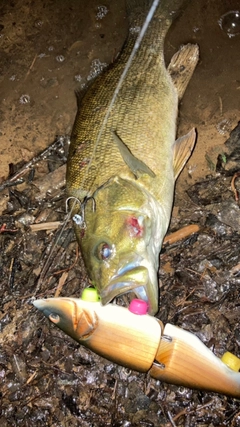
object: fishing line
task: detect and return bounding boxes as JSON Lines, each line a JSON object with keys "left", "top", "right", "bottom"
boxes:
{"left": 36, "top": 0, "right": 160, "bottom": 289}
{"left": 36, "top": 209, "right": 72, "bottom": 289}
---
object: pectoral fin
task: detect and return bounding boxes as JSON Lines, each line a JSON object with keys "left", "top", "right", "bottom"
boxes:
{"left": 111, "top": 131, "right": 156, "bottom": 178}
{"left": 173, "top": 128, "right": 196, "bottom": 179}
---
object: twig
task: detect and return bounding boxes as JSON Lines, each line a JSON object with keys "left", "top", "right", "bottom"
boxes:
{"left": 231, "top": 171, "right": 240, "bottom": 202}
{"left": 29, "top": 221, "right": 62, "bottom": 232}
{"left": 167, "top": 411, "right": 177, "bottom": 427}
{"left": 112, "top": 379, "right": 118, "bottom": 400}
{"left": 54, "top": 271, "right": 68, "bottom": 297}
{"left": 218, "top": 95, "right": 223, "bottom": 115}
{"left": 53, "top": 244, "right": 79, "bottom": 276}
{"left": 24, "top": 53, "right": 38, "bottom": 81}
{"left": 0, "top": 136, "right": 68, "bottom": 192}
{"left": 230, "top": 262, "right": 240, "bottom": 275}
{"left": 0, "top": 223, "right": 18, "bottom": 233}
{"left": 170, "top": 398, "right": 215, "bottom": 424}
{"left": 163, "top": 224, "right": 200, "bottom": 245}
{"left": 8, "top": 257, "right": 16, "bottom": 289}
{"left": 175, "top": 288, "right": 196, "bottom": 307}
{"left": 185, "top": 267, "right": 202, "bottom": 276}
{"left": 26, "top": 371, "right": 37, "bottom": 385}
{"left": 25, "top": 390, "right": 49, "bottom": 406}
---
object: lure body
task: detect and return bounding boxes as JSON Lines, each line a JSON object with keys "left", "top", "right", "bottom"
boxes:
{"left": 33, "top": 297, "right": 240, "bottom": 397}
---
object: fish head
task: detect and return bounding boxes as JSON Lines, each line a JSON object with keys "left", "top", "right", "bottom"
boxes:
{"left": 73, "top": 177, "right": 166, "bottom": 315}
{"left": 33, "top": 297, "right": 98, "bottom": 342}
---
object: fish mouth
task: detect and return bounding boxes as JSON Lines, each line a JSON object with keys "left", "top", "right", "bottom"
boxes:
{"left": 100, "top": 264, "right": 157, "bottom": 314}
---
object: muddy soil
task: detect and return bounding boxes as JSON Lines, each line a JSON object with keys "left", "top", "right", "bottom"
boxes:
{"left": 0, "top": 0, "right": 240, "bottom": 426}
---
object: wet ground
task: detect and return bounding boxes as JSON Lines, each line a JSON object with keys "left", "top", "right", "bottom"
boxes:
{"left": 0, "top": 0, "right": 240, "bottom": 425}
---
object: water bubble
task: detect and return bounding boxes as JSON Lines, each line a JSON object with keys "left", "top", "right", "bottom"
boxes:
{"left": 19, "top": 94, "right": 30, "bottom": 104}
{"left": 87, "top": 58, "right": 107, "bottom": 81}
{"left": 12, "top": 354, "right": 27, "bottom": 383}
{"left": 216, "top": 118, "right": 232, "bottom": 135}
{"left": 218, "top": 11, "right": 240, "bottom": 38}
{"left": 56, "top": 55, "right": 65, "bottom": 63}
{"left": 74, "top": 74, "right": 82, "bottom": 82}
{"left": 187, "top": 164, "right": 197, "bottom": 177}
{"left": 34, "top": 20, "right": 43, "bottom": 28}
{"left": 86, "top": 371, "right": 97, "bottom": 384}
{"left": 9, "top": 75, "right": 16, "bottom": 81}
{"left": 193, "top": 26, "right": 200, "bottom": 33}
{"left": 48, "top": 46, "right": 54, "bottom": 51}
{"left": 96, "top": 5, "right": 108, "bottom": 20}
{"left": 0, "top": 368, "right": 6, "bottom": 379}
{"left": 130, "top": 26, "right": 141, "bottom": 34}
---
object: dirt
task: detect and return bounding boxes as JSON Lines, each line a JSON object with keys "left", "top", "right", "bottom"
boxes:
{"left": 0, "top": 0, "right": 240, "bottom": 426}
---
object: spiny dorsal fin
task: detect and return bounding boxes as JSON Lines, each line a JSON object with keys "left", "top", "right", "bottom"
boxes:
{"left": 111, "top": 131, "right": 156, "bottom": 178}
{"left": 173, "top": 128, "right": 197, "bottom": 179}
{"left": 167, "top": 44, "right": 199, "bottom": 101}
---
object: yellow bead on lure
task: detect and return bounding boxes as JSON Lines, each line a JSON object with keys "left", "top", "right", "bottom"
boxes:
{"left": 67, "top": 0, "right": 199, "bottom": 315}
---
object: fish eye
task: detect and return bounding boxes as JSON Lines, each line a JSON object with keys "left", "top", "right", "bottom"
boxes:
{"left": 96, "top": 242, "right": 112, "bottom": 261}
{"left": 49, "top": 313, "right": 60, "bottom": 324}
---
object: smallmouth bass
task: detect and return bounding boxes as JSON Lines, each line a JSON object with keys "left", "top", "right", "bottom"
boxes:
{"left": 67, "top": 0, "right": 199, "bottom": 315}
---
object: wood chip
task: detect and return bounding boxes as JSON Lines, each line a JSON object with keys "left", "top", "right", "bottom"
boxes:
{"left": 30, "top": 221, "right": 62, "bottom": 231}
{"left": 163, "top": 224, "right": 200, "bottom": 245}
{"left": 54, "top": 271, "right": 69, "bottom": 297}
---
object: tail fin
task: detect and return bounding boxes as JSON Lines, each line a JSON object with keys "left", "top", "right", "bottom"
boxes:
{"left": 125, "top": 0, "right": 189, "bottom": 54}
